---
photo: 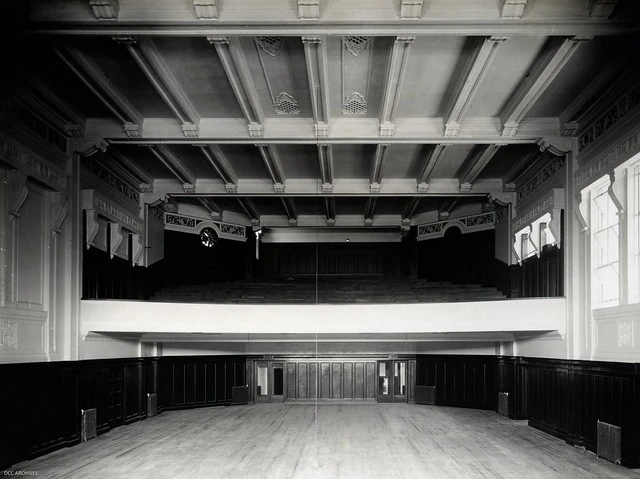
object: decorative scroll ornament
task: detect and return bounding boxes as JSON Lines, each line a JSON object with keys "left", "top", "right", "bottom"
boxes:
{"left": 342, "top": 92, "right": 368, "bottom": 115}
{"left": 256, "top": 37, "right": 283, "bottom": 57}
{"left": 343, "top": 36, "right": 372, "bottom": 56}
{"left": 274, "top": 92, "right": 301, "bottom": 116}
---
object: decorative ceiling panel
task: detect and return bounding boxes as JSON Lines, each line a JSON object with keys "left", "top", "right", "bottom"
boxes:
{"left": 274, "top": 145, "right": 320, "bottom": 179}
{"left": 380, "top": 144, "right": 425, "bottom": 179}
{"left": 465, "top": 36, "right": 548, "bottom": 118}
{"left": 477, "top": 144, "right": 533, "bottom": 179}
{"left": 152, "top": 37, "right": 245, "bottom": 119}
{"left": 241, "top": 37, "right": 312, "bottom": 119}
{"left": 216, "top": 145, "right": 272, "bottom": 180}
{"left": 332, "top": 144, "right": 377, "bottom": 179}
{"left": 429, "top": 144, "right": 475, "bottom": 178}
{"left": 396, "top": 36, "right": 469, "bottom": 118}
{"left": 525, "top": 36, "right": 623, "bottom": 118}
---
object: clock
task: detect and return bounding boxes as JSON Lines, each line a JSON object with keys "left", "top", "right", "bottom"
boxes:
{"left": 199, "top": 227, "right": 217, "bottom": 248}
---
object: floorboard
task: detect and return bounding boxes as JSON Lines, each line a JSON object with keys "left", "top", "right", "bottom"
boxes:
{"left": 9, "top": 404, "right": 640, "bottom": 478}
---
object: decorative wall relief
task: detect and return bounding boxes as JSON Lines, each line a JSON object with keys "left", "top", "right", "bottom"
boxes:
{"left": 256, "top": 37, "right": 284, "bottom": 57}
{"left": 617, "top": 320, "right": 633, "bottom": 348}
{"left": 517, "top": 154, "right": 565, "bottom": 203}
{"left": 84, "top": 157, "right": 140, "bottom": 203}
{"left": 343, "top": 36, "right": 372, "bottom": 56}
{"left": 0, "top": 320, "right": 18, "bottom": 350}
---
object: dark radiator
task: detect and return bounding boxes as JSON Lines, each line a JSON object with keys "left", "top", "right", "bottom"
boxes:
{"left": 498, "top": 392, "right": 509, "bottom": 417}
{"left": 597, "top": 420, "right": 621, "bottom": 464}
{"left": 415, "top": 385, "right": 436, "bottom": 405}
{"left": 81, "top": 408, "right": 97, "bottom": 441}
{"left": 147, "top": 393, "right": 158, "bottom": 418}
{"left": 232, "top": 386, "right": 248, "bottom": 405}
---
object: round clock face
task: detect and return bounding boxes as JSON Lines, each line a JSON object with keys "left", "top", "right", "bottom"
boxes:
{"left": 200, "top": 227, "right": 217, "bottom": 247}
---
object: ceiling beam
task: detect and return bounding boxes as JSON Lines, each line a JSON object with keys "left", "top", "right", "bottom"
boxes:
{"left": 438, "top": 198, "right": 459, "bottom": 219}
{"left": 364, "top": 197, "right": 378, "bottom": 226}
{"left": 147, "top": 145, "right": 197, "bottom": 192}
{"left": 31, "top": 21, "right": 636, "bottom": 37}
{"left": 22, "top": 78, "right": 85, "bottom": 137}
{"left": 237, "top": 197, "right": 260, "bottom": 225}
{"left": 317, "top": 144, "right": 334, "bottom": 193}
{"left": 103, "top": 148, "right": 154, "bottom": 191}
{"left": 558, "top": 53, "right": 628, "bottom": 135}
{"left": 444, "top": 36, "right": 507, "bottom": 137}
{"left": 256, "top": 144, "right": 286, "bottom": 193}
{"left": 402, "top": 197, "right": 420, "bottom": 221}
{"left": 197, "top": 196, "right": 223, "bottom": 219}
{"left": 208, "top": 36, "right": 265, "bottom": 138}
{"left": 417, "top": 144, "right": 448, "bottom": 193}
{"left": 379, "top": 36, "right": 414, "bottom": 137}
{"left": 281, "top": 198, "right": 298, "bottom": 225}
{"left": 54, "top": 46, "right": 143, "bottom": 137}
{"left": 325, "top": 197, "right": 336, "bottom": 226}
{"left": 370, "top": 144, "right": 389, "bottom": 193}
{"left": 196, "top": 145, "right": 238, "bottom": 193}
{"left": 458, "top": 144, "right": 503, "bottom": 192}
{"left": 500, "top": 36, "right": 590, "bottom": 137}
{"left": 115, "top": 37, "right": 200, "bottom": 138}
{"left": 502, "top": 149, "right": 541, "bottom": 188}
{"left": 499, "top": 0, "right": 527, "bottom": 19}
{"left": 302, "top": 36, "right": 331, "bottom": 137}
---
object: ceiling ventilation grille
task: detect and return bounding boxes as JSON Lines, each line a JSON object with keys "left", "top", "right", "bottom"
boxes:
{"left": 342, "top": 92, "right": 367, "bottom": 115}
{"left": 274, "top": 92, "right": 301, "bottom": 115}
{"left": 343, "top": 36, "right": 372, "bottom": 56}
{"left": 256, "top": 36, "right": 283, "bottom": 56}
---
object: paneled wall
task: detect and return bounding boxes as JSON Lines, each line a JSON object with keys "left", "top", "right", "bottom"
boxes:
{"left": 0, "top": 355, "right": 247, "bottom": 470}
{"left": 416, "top": 355, "right": 640, "bottom": 468}
{"left": 0, "top": 358, "right": 158, "bottom": 471}
{"left": 416, "top": 355, "right": 498, "bottom": 410}
{"left": 160, "top": 356, "right": 246, "bottom": 409}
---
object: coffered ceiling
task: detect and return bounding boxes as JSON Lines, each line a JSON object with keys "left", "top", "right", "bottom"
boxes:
{"left": 6, "top": 0, "right": 640, "bottom": 233}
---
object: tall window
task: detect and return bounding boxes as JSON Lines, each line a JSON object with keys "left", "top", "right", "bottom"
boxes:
{"left": 590, "top": 179, "right": 619, "bottom": 308}
{"left": 583, "top": 151, "right": 640, "bottom": 309}
{"left": 631, "top": 162, "right": 640, "bottom": 303}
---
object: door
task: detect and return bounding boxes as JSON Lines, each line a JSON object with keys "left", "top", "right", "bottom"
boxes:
{"left": 255, "top": 361, "right": 285, "bottom": 403}
{"left": 377, "top": 360, "right": 407, "bottom": 403}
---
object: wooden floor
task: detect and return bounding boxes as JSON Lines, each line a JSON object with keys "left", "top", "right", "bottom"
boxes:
{"left": 11, "top": 404, "right": 640, "bottom": 478}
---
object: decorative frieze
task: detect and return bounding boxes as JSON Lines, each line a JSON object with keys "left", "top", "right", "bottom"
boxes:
{"left": 417, "top": 212, "right": 495, "bottom": 241}
{"left": 149, "top": 205, "right": 165, "bottom": 222}
{"left": 513, "top": 188, "right": 564, "bottom": 231}
{"left": 517, "top": 155, "right": 565, "bottom": 203}
{"left": 0, "top": 320, "right": 18, "bottom": 350}
{"left": 84, "top": 157, "right": 140, "bottom": 203}
{"left": 578, "top": 81, "right": 640, "bottom": 152}
{"left": 220, "top": 223, "right": 246, "bottom": 240}
{"left": 576, "top": 125, "right": 640, "bottom": 189}
{"left": 1, "top": 136, "right": 67, "bottom": 191}
{"left": 165, "top": 213, "right": 201, "bottom": 229}
{"left": 10, "top": 100, "right": 67, "bottom": 153}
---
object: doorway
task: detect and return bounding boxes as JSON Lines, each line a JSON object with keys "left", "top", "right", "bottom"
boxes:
{"left": 255, "top": 362, "right": 285, "bottom": 403}
{"left": 377, "top": 360, "right": 407, "bottom": 403}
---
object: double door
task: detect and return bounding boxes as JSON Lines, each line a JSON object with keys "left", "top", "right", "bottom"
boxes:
{"left": 255, "top": 362, "right": 284, "bottom": 403}
{"left": 377, "top": 360, "right": 407, "bottom": 403}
